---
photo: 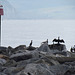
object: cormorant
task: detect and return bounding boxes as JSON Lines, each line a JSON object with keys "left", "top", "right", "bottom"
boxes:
{"left": 52, "top": 37, "right": 65, "bottom": 44}
{"left": 29, "top": 40, "right": 33, "bottom": 46}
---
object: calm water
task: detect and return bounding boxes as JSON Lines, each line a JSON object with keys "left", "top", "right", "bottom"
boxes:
{"left": 1, "top": 20, "right": 75, "bottom": 50}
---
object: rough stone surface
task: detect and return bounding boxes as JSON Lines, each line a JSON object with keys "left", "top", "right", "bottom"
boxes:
{"left": 0, "top": 43, "right": 75, "bottom": 75}
{"left": 49, "top": 44, "right": 67, "bottom": 51}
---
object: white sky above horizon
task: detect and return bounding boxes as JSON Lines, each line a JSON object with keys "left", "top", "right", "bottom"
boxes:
{"left": 0, "top": 0, "right": 75, "bottom": 19}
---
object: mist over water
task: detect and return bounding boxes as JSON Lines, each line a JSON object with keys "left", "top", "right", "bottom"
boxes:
{"left": 1, "top": 20, "right": 75, "bottom": 50}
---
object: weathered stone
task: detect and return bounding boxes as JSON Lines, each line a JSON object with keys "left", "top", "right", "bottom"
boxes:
{"left": 38, "top": 43, "right": 51, "bottom": 52}
{"left": 3, "top": 67, "right": 24, "bottom": 75}
{"left": 49, "top": 65, "right": 69, "bottom": 75}
{"left": 14, "top": 45, "right": 26, "bottom": 50}
{"left": 49, "top": 44, "right": 67, "bottom": 51}
{"left": 54, "top": 51, "right": 67, "bottom": 56}
{"left": 26, "top": 46, "right": 36, "bottom": 51}
{"left": 64, "top": 61, "right": 75, "bottom": 66}
{"left": 0, "top": 54, "right": 9, "bottom": 60}
{"left": 42, "top": 56, "right": 60, "bottom": 65}
{"left": 55, "top": 57, "right": 75, "bottom": 63}
{"left": 10, "top": 52, "right": 32, "bottom": 62}
{"left": 21, "top": 63, "right": 54, "bottom": 75}
{"left": 0, "top": 72, "right": 7, "bottom": 75}
{"left": 4, "top": 60, "right": 17, "bottom": 67}
{"left": 68, "top": 51, "right": 75, "bottom": 57}
{"left": 0, "top": 59, "right": 7, "bottom": 65}
{"left": 0, "top": 46, "right": 7, "bottom": 51}
{"left": 30, "top": 49, "right": 39, "bottom": 58}
{"left": 0, "top": 47, "right": 7, "bottom": 55}
{"left": 10, "top": 45, "right": 26, "bottom": 54}
{"left": 12, "top": 67, "right": 25, "bottom": 74}
{"left": 16, "top": 60, "right": 28, "bottom": 67}
{"left": 3, "top": 67, "right": 16, "bottom": 75}
{"left": 6, "top": 46, "right": 13, "bottom": 56}
{"left": 0, "top": 42, "right": 75, "bottom": 75}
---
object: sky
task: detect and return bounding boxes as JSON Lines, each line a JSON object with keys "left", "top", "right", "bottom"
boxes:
{"left": 0, "top": 0, "right": 75, "bottom": 19}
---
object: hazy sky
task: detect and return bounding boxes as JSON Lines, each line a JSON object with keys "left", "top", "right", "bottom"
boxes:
{"left": 1, "top": 0, "right": 75, "bottom": 19}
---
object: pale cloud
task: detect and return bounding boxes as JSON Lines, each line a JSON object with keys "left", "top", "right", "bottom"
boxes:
{"left": 36, "top": 6, "right": 75, "bottom": 14}
{"left": 1, "top": 0, "right": 75, "bottom": 19}
{"left": 19, "top": 5, "right": 75, "bottom": 19}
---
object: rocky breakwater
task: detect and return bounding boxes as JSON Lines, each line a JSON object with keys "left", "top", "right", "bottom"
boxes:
{"left": 0, "top": 43, "right": 75, "bottom": 75}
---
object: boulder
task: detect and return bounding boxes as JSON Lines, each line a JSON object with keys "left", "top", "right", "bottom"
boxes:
{"left": 20, "top": 63, "right": 54, "bottom": 75}
{"left": 49, "top": 65, "right": 69, "bottom": 75}
{"left": 38, "top": 43, "right": 51, "bottom": 52}
{"left": 14, "top": 45, "right": 26, "bottom": 50}
{"left": 0, "top": 46, "right": 7, "bottom": 51}
{"left": 10, "top": 45, "right": 26, "bottom": 54}
{"left": 0, "top": 43, "right": 75, "bottom": 75}
{"left": 3, "top": 67, "right": 16, "bottom": 74}
{"left": 4, "top": 60, "right": 17, "bottom": 67}
{"left": 3, "top": 66, "right": 25, "bottom": 75}
{"left": 68, "top": 51, "right": 75, "bottom": 57}
{"left": 64, "top": 61, "right": 75, "bottom": 66}
{"left": 0, "top": 54, "right": 9, "bottom": 60}
{"left": 0, "top": 46, "right": 7, "bottom": 55}
{"left": 40, "top": 55, "right": 60, "bottom": 65}
{"left": 30, "top": 49, "right": 39, "bottom": 58}
{"left": 6, "top": 46, "right": 13, "bottom": 56}
{"left": 16, "top": 60, "right": 28, "bottom": 67}
{"left": 0, "top": 58, "right": 7, "bottom": 65}
{"left": 49, "top": 44, "right": 67, "bottom": 51}
{"left": 26, "top": 46, "right": 36, "bottom": 51}
{"left": 54, "top": 57, "right": 75, "bottom": 64}
{"left": 10, "top": 52, "right": 32, "bottom": 62}
{"left": 0, "top": 72, "right": 7, "bottom": 75}
{"left": 54, "top": 51, "right": 67, "bottom": 56}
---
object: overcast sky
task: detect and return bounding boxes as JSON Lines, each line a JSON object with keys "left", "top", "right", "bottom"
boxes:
{"left": 1, "top": 0, "right": 75, "bottom": 19}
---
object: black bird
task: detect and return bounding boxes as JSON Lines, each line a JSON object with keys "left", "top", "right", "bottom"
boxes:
{"left": 46, "top": 39, "right": 48, "bottom": 43}
{"left": 60, "top": 39, "right": 65, "bottom": 43}
{"left": 52, "top": 37, "right": 65, "bottom": 44}
{"left": 29, "top": 40, "right": 33, "bottom": 46}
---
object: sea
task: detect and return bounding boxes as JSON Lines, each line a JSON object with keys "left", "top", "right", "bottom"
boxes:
{"left": 1, "top": 19, "right": 75, "bottom": 50}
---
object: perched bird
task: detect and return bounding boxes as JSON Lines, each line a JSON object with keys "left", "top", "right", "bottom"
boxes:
{"left": 46, "top": 39, "right": 48, "bottom": 43}
{"left": 52, "top": 38, "right": 57, "bottom": 42}
{"left": 52, "top": 37, "right": 65, "bottom": 44}
{"left": 29, "top": 40, "right": 33, "bottom": 46}
{"left": 59, "top": 39, "right": 65, "bottom": 43}
{"left": 41, "top": 39, "right": 48, "bottom": 44}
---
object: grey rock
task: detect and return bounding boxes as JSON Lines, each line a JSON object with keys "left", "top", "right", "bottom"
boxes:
{"left": 3, "top": 66, "right": 25, "bottom": 75}
{"left": 0, "top": 47, "right": 7, "bottom": 55}
{"left": 14, "top": 45, "right": 26, "bottom": 51}
{"left": 0, "top": 59, "right": 7, "bottom": 65}
{"left": 21, "top": 63, "right": 54, "bottom": 75}
{"left": 49, "top": 44, "right": 67, "bottom": 51}
{"left": 26, "top": 46, "right": 36, "bottom": 51}
{"left": 4, "top": 60, "right": 17, "bottom": 67}
{"left": 0, "top": 42, "right": 75, "bottom": 75}
{"left": 3, "top": 67, "right": 16, "bottom": 75}
{"left": 38, "top": 43, "right": 51, "bottom": 52}
{"left": 10, "top": 52, "right": 32, "bottom": 62}
{"left": 10, "top": 45, "right": 26, "bottom": 55}
{"left": 0, "top": 72, "right": 7, "bottom": 75}
{"left": 49, "top": 65, "right": 68, "bottom": 75}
